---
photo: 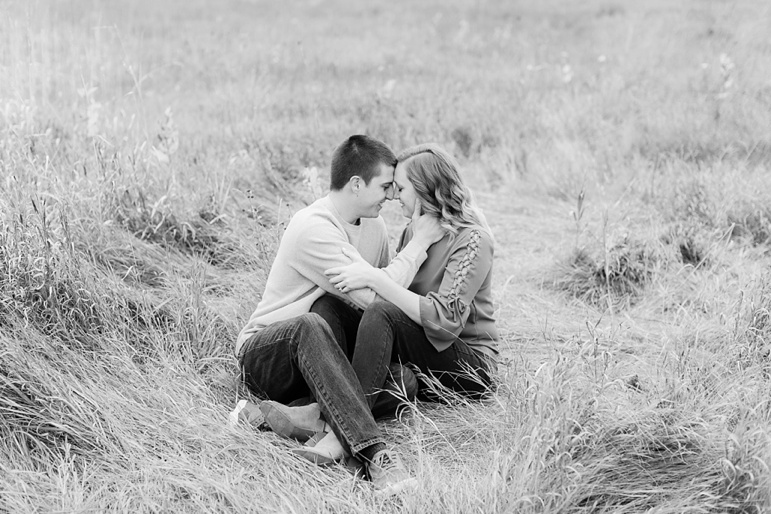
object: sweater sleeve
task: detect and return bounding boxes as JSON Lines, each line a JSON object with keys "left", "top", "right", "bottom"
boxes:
{"left": 397, "top": 223, "right": 420, "bottom": 252}
{"left": 375, "top": 225, "right": 391, "bottom": 268}
{"left": 378, "top": 223, "right": 425, "bottom": 288}
{"left": 347, "top": 217, "right": 427, "bottom": 305}
{"left": 347, "top": 239, "right": 428, "bottom": 308}
{"left": 419, "top": 229, "right": 493, "bottom": 352}
{"left": 380, "top": 239, "right": 427, "bottom": 286}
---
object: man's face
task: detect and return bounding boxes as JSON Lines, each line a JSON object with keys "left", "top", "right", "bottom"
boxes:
{"left": 393, "top": 162, "right": 418, "bottom": 218}
{"left": 355, "top": 162, "right": 394, "bottom": 218}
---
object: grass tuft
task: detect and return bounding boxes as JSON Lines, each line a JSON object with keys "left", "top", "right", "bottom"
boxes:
{"left": 728, "top": 207, "right": 771, "bottom": 248}
{"left": 553, "top": 236, "right": 667, "bottom": 311}
{"left": 113, "top": 187, "right": 232, "bottom": 266}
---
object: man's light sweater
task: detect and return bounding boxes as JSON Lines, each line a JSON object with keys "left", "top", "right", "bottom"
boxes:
{"left": 236, "top": 196, "right": 427, "bottom": 357}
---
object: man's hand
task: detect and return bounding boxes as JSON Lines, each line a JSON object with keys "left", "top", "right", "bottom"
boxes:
{"left": 325, "top": 247, "right": 378, "bottom": 293}
{"left": 411, "top": 199, "right": 445, "bottom": 247}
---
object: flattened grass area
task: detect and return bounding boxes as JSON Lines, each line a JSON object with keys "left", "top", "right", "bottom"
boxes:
{"left": 2, "top": 0, "right": 771, "bottom": 511}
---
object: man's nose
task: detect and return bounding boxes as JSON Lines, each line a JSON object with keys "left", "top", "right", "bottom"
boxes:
{"left": 387, "top": 184, "right": 397, "bottom": 201}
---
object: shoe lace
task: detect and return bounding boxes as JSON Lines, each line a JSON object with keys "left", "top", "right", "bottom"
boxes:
{"left": 372, "top": 450, "right": 399, "bottom": 472}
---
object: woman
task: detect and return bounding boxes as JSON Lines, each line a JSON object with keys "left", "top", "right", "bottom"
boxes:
{"left": 327, "top": 143, "right": 500, "bottom": 403}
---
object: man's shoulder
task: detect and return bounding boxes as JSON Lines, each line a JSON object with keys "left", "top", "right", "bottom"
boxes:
{"left": 292, "top": 197, "right": 331, "bottom": 218}
{"left": 286, "top": 198, "right": 337, "bottom": 231}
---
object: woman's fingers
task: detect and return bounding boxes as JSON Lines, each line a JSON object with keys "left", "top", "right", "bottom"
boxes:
{"left": 412, "top": 198, "right": 423, "bottom": 223}
{"left": 324, "top": 266, "right": 345, "bottom": 276}
{"left": 325, "top": 260, "right": 356, "bottom": 292}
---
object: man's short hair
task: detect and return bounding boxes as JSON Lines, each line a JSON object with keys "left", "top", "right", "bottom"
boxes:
{"left": 330, "top": 135, "right": 396, "bottom": 190}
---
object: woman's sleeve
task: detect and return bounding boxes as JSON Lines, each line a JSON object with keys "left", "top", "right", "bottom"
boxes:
{"left": 396, "top": 224, "right": 413, "bottom": 253}
{"left": 419, "top": 229, "right": 493, "bottom": 352}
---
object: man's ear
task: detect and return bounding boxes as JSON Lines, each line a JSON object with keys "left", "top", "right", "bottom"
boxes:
{"left": 349, "top": 176, "right": 362, "bottom": 192}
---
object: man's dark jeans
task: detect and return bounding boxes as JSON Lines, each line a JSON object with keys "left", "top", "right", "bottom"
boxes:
{"left": 354, "top": 300, "right": 496, "bottom": 402}
{"left": 239, "top": 313, "right": 383, "bottom": 455}
{"left": 310, "top": 295, "right": 417, "bottom": 419}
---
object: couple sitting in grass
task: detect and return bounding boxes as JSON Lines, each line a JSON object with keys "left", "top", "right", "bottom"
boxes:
{"left": 230, "top": 135, "right": 500, "bottom": 494}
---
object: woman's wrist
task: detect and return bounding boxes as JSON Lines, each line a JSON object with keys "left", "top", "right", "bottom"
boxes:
{"left": 370, "top": 268, "right": 387, "bottom": 293}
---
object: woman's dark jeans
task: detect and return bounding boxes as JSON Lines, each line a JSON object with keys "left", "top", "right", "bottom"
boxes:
{"left": 354, "top": 300, "right": 496, "bottom": 403}
{"left": 239, "top": 313, "right": 383, "bottom": 456}
{"left": 310, "top": 295, "right": 417, "bottom": 419}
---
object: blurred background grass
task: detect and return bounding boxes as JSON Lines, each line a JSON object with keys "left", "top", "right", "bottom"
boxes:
{"left": 2, "top": 0, "right": 771, "bottom": 511}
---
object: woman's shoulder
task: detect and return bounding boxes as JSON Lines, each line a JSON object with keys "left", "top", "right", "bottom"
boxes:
{"left": 452, "top": 225, "right": 494, "bottom": 249}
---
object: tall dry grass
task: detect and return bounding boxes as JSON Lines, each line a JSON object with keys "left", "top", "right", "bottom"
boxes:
{"left": 2, "top": 0, "right": 771, "bottom": 511}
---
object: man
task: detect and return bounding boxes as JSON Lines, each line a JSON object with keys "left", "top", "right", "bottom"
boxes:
{"left": 232, "top": 135, "right": 443, "bottom": 493}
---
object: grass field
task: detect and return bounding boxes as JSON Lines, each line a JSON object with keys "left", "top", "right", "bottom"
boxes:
{"left": 2, "top": 0, "right": 771, "bottom": 511}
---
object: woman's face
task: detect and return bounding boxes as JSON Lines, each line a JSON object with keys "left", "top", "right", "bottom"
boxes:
{"left": 393, "top": 162, "right": 419, "bottom": 218}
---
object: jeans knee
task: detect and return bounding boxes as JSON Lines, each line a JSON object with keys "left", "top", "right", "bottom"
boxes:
{"left": 298, "top": 312, "right": 326, "bottom": 328}
{"left": 295, "top": 313, "right": 334, "bottom": 342}
{"left": 310, "top": 294, "right": 341, "bottom": 314}
{"left": 387, "top": 362, "right": 418, "bottom": 400}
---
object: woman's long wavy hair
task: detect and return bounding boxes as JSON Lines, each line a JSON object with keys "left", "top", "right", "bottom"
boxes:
{"left": 397, "top": 143, "right": 491, "bottom": 237}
